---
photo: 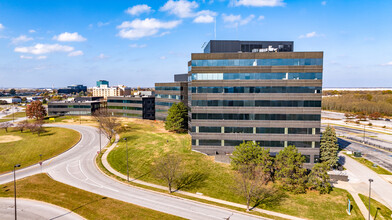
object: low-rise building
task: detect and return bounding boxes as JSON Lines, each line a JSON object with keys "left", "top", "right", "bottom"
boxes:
{"left": 58, "top": 85, "right": 87, "bottom": 94}
{"left": 155, "top": 74, "right": 188, "bottom": 120}
{"left": 48, "top": 99, "right": 105, "bottom": 116}
{"left": 107, "top": 96, "right": 155, "bottom": 120}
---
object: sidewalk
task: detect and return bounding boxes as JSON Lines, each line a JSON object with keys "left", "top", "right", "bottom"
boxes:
{"left": 101, "top": 134, "right": 304, "bottom": 220}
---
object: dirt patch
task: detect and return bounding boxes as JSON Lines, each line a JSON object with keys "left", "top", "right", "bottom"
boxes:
{"left": 0, "top": 135, "right": 22, "bottom": 143}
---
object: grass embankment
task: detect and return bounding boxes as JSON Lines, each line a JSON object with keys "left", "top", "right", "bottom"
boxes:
{"left": 0, "top": 127, "right": 80, "bottom": 173}
{"left": 358, "top": 194, "right": 392, "bottom": 219}
{"left": 344, "top": 153, "right": 392, "bottom": 175}
{"left": 107, "top": 119, "right": 363, "bottom": 220}
{"left": 0, "top": 174, "right": 182, "bottom": 220}
{"left": 0, "top": 111, "right": 26, "bottom": 122}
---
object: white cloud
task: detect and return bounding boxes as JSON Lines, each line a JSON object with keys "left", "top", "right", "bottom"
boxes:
{"left": 12, "top": 35, "right": 34, "bottom": 44}
{"left": 20, "top": 55, "right": 33, "bottom": 59}
{"left": 37, "top": 56, "right": 47, "bottom": 60}
{"left": 129, "top": 44, "right": 147, "bottom": 48}
{"left": 117, "top": 18, "right": 181, "bottom": 40}
{"left": 126, "top": 4, "right": 152, "bottom": 16}
{"left": 14, "top": 44, "right": 74, "bottom": 55}
{"left": 97, "top": 21, "right": 110, "bottom": 27}
{"left": 233, "top": 0, "right": 285, "bottom": 7}
{"left": 299, "top": 31, "right": 320, "bottom": 38}
{"left": 97, "top": 53, "right": 109, "bottom": 59}
{"left": 68, "top": 50, "right": 84, "bottom": 56}
{"left": 53, "top": 32, "right": 87, "bottom": 42}
{"left": 258, "top": 15, "right": 265, "bottom": 20}
{"left": 0, "top": 24, "right": 4, "bottom": 30}
{"left": 193, "top": 10, "right": 217, "bottom": 23}
{"left": 381, "top": 61, "right": 392, "bottom": 66}
{"left": 29, "top": 29, "right": 36, "bottom": 33}
{"left": 222, "top": 14, "right": 255, "bottom": 27}
{"left": 160, "top": 0, "right": 198, "bottom": 18}
{"left": 160, "top": 56, "right": 167, "bottom": 60}
{"left": 321, "top": 1, "right": 327, "bottom": 6}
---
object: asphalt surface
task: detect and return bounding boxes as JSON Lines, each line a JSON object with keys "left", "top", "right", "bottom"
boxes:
{"left": 0, "top": 198, "right": 84, "bottom": 220}
{"left": 0, "top": 124, "right": 265, "bottom": 220}
{"left": 340, "top": 153, "right": 392, "bottom": 209}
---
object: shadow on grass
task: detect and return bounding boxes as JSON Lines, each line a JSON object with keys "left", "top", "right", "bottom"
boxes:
{"left": 251, "top": 189, "right": 287, "bottom": 211}
{"left": 51, "top": 197, "right": 108, "bottom": 220}
{"left": 175, "top": 171, "right": 209, "bottom": 192}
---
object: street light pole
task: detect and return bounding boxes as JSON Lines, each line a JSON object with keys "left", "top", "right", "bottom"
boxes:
{"left": 124, "top": 138, "right": 129, "bottom": 182}
{"left": 368, "top": 179, "right": 373, "bottom": 220}
{"left": 98, "top": 119, "right": 101, "bottom": 153}
{"left": 13, "top": 164, "right": 21, "bottom": 220}
{"left": 39, "top": 154, "right": 43, "bottom": 173}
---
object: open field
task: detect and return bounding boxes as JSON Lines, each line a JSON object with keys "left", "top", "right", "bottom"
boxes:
{"left": 107, "top": 118, "right": 364, "bottom": 220}
{"left": 0, "top": 127, "right": 80, "bottom": 173}
{"left": 44, "top": 115, "right": 99, "bottom": 127}
{"left": 358, "top": 194, "right": 392, "bottom": 219}
{"left": 344, "top": 153, "right": 392, "bottom": 175}
{"left": 0, "top": 174, "right": 182, "bottom": 220}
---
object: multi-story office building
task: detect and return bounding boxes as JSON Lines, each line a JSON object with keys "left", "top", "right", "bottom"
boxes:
{"left": 96, "top": 80, "right": 109, "bottom": 88}
{"left": 92, "top": 84, "right": 132, "bottom": 98}
{"left": 155, "top": 74, "right": 188, "bottom": 120}
{"left": 107, "top": 96, "right": 155, "bottom": 120}
{"left": 48, "top": 99, "right": 105, "bottom": 116}
{"left": 58, "top": 85, "right": 87, "bottom": 94}
{"left": 188, "top": 40, "right": 323, "bottom": 166}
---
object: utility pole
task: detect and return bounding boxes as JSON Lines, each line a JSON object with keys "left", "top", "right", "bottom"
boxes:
{"left": 368, "top": 179, "right": 373, "bottom": 220}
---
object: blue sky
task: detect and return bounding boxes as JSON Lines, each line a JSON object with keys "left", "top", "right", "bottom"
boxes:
{"left": 0, "top": 0, "right": 391, "bottom": 88}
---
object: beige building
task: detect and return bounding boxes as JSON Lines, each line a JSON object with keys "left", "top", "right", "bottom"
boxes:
{"left": 92, "top": 85, "right": 132, "bottom": 98}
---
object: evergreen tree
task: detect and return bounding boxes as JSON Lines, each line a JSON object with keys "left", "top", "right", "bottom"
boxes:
{"left": 274, "top": 145, "right": 307, "bottom": 194}
{"left": 308, "top": 162, "right": 332, "bottom": 194}
{"left": 164, "top": 102, "right": 188, "bottom": 133}
{"left": 320, "top": 126, "right": 339, "bottom": 169}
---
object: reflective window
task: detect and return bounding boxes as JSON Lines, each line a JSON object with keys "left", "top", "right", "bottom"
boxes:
{"left": 199, "top": 139, "right": 221, "bottom": 146}
{"left": 191, "top": 58, "right": 323, "bottom": 67}
{"left": 191, "top": 72, "right": 322, "bottom": 81}
{"left": 155, "top": 94, "right": 182, "bottom": 100}
{"left": 108, "top": 106, "right": 142, "bottom": 111}
{"left": 191, "top": 113, "right": 320, "bottom": 121}
{"left": 303, "top": 155, "right": 311, "bottom": 163}
{"left": 224, "top": 127, "right": 253, "bottom": 133}
{"left": 256, "top": 127, "right": 285, "bottom": 133}
{"left": 107, "top": 99, "right": 143, "bottom": 104}
{"left": 155, "top": 102, "right": 175, "bottom": 107}
{"left": 191, "top": 100, "right": 321, "bottom": 107}
{"left": 199, "top": 127, "right": 221, "bottom": 133}
{"left": 191, "top": 86, "right": 322, "bottom": 94}
{"left": 155, "top": 86, "right": 181, "bottom": 91}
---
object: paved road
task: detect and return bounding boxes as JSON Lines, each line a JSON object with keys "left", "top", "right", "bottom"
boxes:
{"left": 0, "top": 198, "right": 84, "bottom": 220}
{"left": 0, "top": 124, "right": 265, "bottom": 220}
{"left": 339, "top": 153, "right": 392, "bottom": 209}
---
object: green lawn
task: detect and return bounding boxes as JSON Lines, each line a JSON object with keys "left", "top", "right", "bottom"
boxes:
{"left": 358, "top": 194, "right": 392, "bottom": 220}
{"left": 0, "top": 174, "right": 182, "bottom": 220}
{"left": 345, "top": 153, "right": 392, "bottom": 175}
{"left": 107, "top": 119, "right": 364, "bottom": 220}
{"left": 2, "top": 111, "right": 26, "bottom": 119}
{"left": 0, "top": 127, "right": 80, "bottom": 173}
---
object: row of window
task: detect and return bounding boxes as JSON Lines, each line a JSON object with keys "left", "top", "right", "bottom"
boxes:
{"left": 191, "top": 86, "right": 321, "bottom": 94}
{"left": 191, "top": 100, "right": 321, "bottom": 107}
{"left": 192, "top": 139, "right": 320, "bottom": 148}
{"left": 191, "top": 58, "right": 323, "bottom": 67}
{"left": 191, "top": 72, "right": 322, "bottom": 81}
{"left": 155, "top": 94, "right": 182, "bottom": 100}
{"left": 107, "top": 99, "right": 143, "bottom": 104}
{"left": 49, "top": 105, "right": 90, "bottom": 109}
{"left": 108, "top": 106, "right": 143, "bottom": 111}
{"left": 155, "top": 102, "right": 175, "bottom": 107}
{"left": 191, "top": 126, "right": 320, "bottom": 134}
{"left": 191, "top": 113, "right": 321, "bottom": 121}
{"left": 113, "top": 113, "right": 142, "bottom": 117}
{"left": 155, "top": 86, "right": 182, "bottom": 91}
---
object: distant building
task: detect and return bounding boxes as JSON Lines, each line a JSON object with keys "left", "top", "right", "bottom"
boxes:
{"left": 92, "top": 84, "right": 132, "bottom": 98}
{"left": 48, "top": 99, "right": 105, "bottom": 116}
{"left": 96, "top": 80, "right": 109, "bottom": 88}
{"left": 155, "top": 74, "right": 188, "bottom": 120}
{"left": 58, "top": 85, "right": 87, "bottom": 94}
{"left": 107, "top": 96, "right": 155, "bottom": 120}
{"left": 0, "top": 97, "right": 22, "bottom": 104}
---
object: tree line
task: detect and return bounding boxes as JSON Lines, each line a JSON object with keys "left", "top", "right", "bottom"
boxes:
{"left": 322, "top": 90, "right": 392, "bottom": 116}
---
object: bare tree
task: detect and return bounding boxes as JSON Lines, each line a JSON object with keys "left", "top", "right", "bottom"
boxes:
{"left": 0, "top": 122, "right": 13, "bottom": 132}
{"left": 93, "top": 109, "right": 120, "bottom": 141}
{"left": 27, "top": 120, "right": 45, "bottom": 136}
{"left": 154, "top": 153, "right": 183, "bottom": 193}
{"left": 235, "top": 165, "right": 273, "bottom": 211}
{"left": 15, "top": 121, "right": 28, "bottom": 133}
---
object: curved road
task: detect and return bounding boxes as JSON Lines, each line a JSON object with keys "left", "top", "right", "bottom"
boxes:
{"left": 0, "top": 124, "right": 264, "bottom": 220}
{"left": 0, "top": 198, "right": 84, "bottom": 220}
